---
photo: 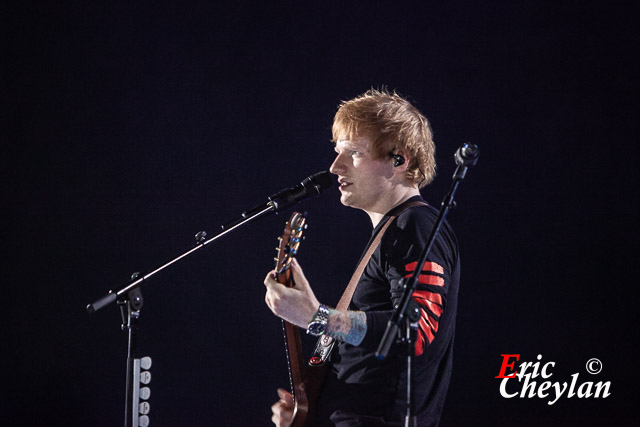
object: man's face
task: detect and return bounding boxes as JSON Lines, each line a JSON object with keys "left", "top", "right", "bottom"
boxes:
{"left": 329, "top": 136, "right": 395, "bottom": 214}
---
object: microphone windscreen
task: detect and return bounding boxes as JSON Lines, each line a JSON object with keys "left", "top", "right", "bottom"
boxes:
{"left": 303, "top": 171, "right": 334, "bottom": 195}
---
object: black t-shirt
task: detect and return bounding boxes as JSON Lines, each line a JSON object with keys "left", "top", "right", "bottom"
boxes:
{"left": 316, "top": 196, "right": 461, "bottom": 427}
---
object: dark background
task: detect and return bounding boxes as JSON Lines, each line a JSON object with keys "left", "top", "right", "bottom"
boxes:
{"left": 4, "top": 1, "right": 638, "bottom": 426}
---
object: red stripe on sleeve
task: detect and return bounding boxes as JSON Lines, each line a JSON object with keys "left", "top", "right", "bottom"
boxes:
{"left": 417, "top": 316, "right": 428, "bottom": 356}
{"left": 415, "top": 310, "right": 436, "bottom": 356}
{"left": 412, "top": 290, "right": 443, "bottom": 306}
{"left": 405, "top": 261, "right": 444, "bottom": 275}
{"left": 418, "top": 312, "right": 430, "bottom": 334}
{"left": 417, "top": 308, "right": 439, "bottom": 335}
{"left": 405, "top": 274, "right": 444, "bottom": 287}
{"left": 412, "top": 298, "right": 439, "bottom": 357}
{"left": 415, "top": 332, "right": 425, "bottom": 356}
{"left": 412, "top": 294, "right": 444, "bottom": 318}
{"left": 425, "top": 309, "right": 439, "bottom": 333}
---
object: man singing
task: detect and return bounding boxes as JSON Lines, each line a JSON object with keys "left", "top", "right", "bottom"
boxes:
{"left": 264, "top": 89, "right": 460, "bottom": 426}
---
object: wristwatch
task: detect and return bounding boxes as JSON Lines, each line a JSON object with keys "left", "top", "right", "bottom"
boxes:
{"left": 306, "top": 304, "right": 330, "bottom": 336}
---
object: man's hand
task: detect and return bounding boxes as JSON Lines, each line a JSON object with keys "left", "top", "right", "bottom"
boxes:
{"left": 271, "top": 388, "right": 294, "bottom": 427}
{"left": 264, "top": 258, "right": 320, "bottom": 328}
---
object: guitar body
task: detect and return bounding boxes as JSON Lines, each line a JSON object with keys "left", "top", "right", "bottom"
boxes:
{"left": 275, "top": 212, "right": 330, "bottom": 427}
{"left": 296, "top": 360, "right": 329, "bottom": 427}
{"left": 281, "top": 321, "right": 308, "bottom": 426}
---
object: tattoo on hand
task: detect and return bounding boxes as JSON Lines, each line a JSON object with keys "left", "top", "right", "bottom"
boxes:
{"left": 326, "top": 309, "right": 367, "bottom": 346}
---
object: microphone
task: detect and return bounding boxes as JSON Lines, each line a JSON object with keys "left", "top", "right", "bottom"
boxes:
{"left": 268, "top": 171, "right": 334, "bottom": 211}
{"left": 221, "top": 171, "right": 334, "bottom": 230}
{"left": 454, "top": 143, "right": 479, "bottom": 166}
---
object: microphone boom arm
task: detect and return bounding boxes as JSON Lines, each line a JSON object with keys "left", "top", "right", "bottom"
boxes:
{"left": 86, "top": 204, "right": 274, "bottom": 313}
{"left": 87, "top": 170, "right": 333, "bottom": 313}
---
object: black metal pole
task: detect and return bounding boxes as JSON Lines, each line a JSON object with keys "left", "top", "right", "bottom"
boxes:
{"left": 375, "top": 143, "right": 479, "bottom": 424}
{"left": 124, "top": 307, "right": 135, "bottom": 427}
{"left": 405, "top": 305, "right": 420, "bottom": 427}
{"left": 119, "top": 299, "right": 136, "bottom": 427}
{"left": 118, "top": 284, "right": 143, "bottom": 427}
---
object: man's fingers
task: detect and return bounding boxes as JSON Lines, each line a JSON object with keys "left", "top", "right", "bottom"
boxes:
{"left": 271, "top": 401, "right": 293, "bottom": 427}
{"left": 276, "top": 387, "right": 294, "bottom": 407}
{"left": 290, "top": 258, "right": 309, "bottom": 289}
{"left": 264, "top": 270, "right": 280, "bottom": 290}
{"left": 272, "top": 389, "right": 294, "bottom": 427}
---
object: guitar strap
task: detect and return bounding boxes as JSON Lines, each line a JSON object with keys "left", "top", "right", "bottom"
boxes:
{"left": 309, "top": 200, "right": 428, "bottom": 366}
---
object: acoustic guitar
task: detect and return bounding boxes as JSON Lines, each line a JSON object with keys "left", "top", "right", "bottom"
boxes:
{"left": 274, "top": 212, "right": 331, "bottom": 427}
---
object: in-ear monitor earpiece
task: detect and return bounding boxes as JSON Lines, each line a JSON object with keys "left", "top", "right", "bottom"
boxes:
{"left": 391, "top": 154, "right": 405, "bottom": 167}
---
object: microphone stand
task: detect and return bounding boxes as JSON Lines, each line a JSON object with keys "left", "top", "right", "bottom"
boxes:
{"left": 375, "top": 144, "right": 478, "bottom": 427}
{"left": 86, "top": 170, "right": 332, "bottom": 427}
{"left": 87, "top": 205, "right": 274, "bottom": 427}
